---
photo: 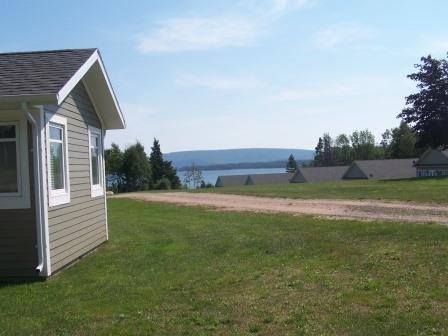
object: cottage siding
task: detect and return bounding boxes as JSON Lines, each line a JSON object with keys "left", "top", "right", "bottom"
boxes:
{"left": 0, "top": 125, "right": 37, "bottom": 277}
{"left": 46, "top": 82, "right": 107, "bottom": 273}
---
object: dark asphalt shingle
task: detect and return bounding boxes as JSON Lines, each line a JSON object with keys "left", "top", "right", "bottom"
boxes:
{"left": 0, "top": 48, "right": 96, "bottom": 97}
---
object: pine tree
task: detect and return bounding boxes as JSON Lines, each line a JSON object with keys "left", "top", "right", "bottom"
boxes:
{"left": 149, "top": 138, "right": 164, "bottom": 183}
{"left": 322, "top": 133, "right": 333, "bottom": 166}
{"left": 286, "top": 154, "right": 298, "bottom": 173}
{"left": 314, "top": 137, "right": 324, "bottom": 166}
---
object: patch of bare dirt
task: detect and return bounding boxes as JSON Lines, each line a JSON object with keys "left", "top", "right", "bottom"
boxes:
{"left": 113, "top": 192, "right": 448, "bottom": 224}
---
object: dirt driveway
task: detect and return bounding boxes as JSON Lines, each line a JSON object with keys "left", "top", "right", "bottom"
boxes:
{"left": 114, "top": 192, "right": 448, "bottom": 224}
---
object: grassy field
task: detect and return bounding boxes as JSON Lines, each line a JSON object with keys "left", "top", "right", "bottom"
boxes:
{"left": 197, "top": 177, "right": 448, "bottom": 203}
{"left": 1, "top": 199, "right": 448, "bottom": 335}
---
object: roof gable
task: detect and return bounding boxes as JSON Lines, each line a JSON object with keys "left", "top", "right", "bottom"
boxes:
{"left": 415, "top": 149, "right": 448, "bottom": 166}
{"left": 215, "top": 175, "right": 249, "bottom": 187}
{"left": 0, "top": 48, "right": 125, "bottom": 130}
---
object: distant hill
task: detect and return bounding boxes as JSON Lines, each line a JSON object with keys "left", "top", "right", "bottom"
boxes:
{"left": 164, "top": 148, "right": 314, "bottom": 168}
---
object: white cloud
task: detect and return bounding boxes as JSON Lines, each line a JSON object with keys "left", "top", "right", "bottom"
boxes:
{"left": 136, "top": 0, "right": 315, "bottom": 53}
{"left": 175, "top": 75, "right": 263, "bottom": 90}
{"left": 241, "top": 0, "right": 316, "bottom": 16}
{"left": 313, "top": 22, "right": 372, "bottom": 49}
{"left": 273, "top": 85, "right": 357, "bottom": 101}
{"left": 137, "top": 17, "right": 260, "bottom": 53}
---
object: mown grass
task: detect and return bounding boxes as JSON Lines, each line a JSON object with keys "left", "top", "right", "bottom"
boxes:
{"left": 1, "top": 199, "right": 448, "bottom": 335}
{"left": 197, "top": 177, "right": 448, "bottom": 203}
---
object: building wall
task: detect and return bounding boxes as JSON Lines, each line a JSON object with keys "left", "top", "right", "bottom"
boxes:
{"left": 0, "top": 124, "right": 38, "bottom": 277}
{"left": 417, "top": 167, "right": 448, "bottom": 177}
{"left": 45, "top": 82, "right": 107, "bottom": 273}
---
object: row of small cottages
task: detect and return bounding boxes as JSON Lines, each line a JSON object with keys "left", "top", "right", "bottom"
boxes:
{"left": 215, "top": 152, "right": 448, "bottom": 187}
{"left": 0, "top": 49, "right": 125, "bottom": 278}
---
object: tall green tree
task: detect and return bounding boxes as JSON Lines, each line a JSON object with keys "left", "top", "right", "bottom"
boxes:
{"left": 105, "top": 143, "right": 124, "bottom": 192}
{"left": 391, "top": 122, "right": 417, "bottom": 158}
{"left": 149, "top": 139, "right": 164, "bottom": 182}
{"left": 122, "top": 142, "right": 152, "bottom": 191}
{"left": 398, "top": 53, "right": 448, "bottom": 149}
{"left": 322, "top": 133, "right": 333, "bottom": 166}
{"left": 314, "top": 137, "right": 324, "bottom": 166}
{"left": 334, "top": 133, "right": 352, "bottom": 165}
{"left": 149, "top": 138, "right": 181, "bottom": 189}
{"left": 286, "top": 154, "right": 298, "bottom": 173}
{"left": 350, "top": 129, "right": 376, "bottom": 160}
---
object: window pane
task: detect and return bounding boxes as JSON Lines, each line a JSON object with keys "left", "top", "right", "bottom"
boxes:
{"left": 0, "top": 125, "right": 16, "bottom": 139}
{"left": 50, "top": 142, "right": 64, "bottom": 190}
{"left": 0, "top": 141, "right": 18, "bottom": 193}
{"left": 50, "top": 126, "right": 62, "bottom": 140}
{"left": 91, "top": 147, "right": 100, "bottom": 185}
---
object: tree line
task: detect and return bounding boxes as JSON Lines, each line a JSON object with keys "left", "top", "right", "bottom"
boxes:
{"left": 310, "top": 122, "right": 422, "bottom": 167}
{"left": 105, "top": 139, "right": 181, "bottom": 192}
{"left": 303, "top": 52, "right": 448, "bottom": 168}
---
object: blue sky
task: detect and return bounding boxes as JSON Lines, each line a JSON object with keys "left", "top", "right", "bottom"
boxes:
{"left": 2, "top": 0, "right": 447, "bottom": 152}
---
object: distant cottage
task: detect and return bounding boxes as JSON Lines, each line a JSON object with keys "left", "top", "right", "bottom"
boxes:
{"left": 343, "top": 159, "right": 416, "bottom": 180}
{"left": 414, "top": 149, "right": 448, "bottom": 177}
{"left": 245, "top": 173, "right": 293, "bottom": 185}
{"left": 215, "top": 175, "right": 249, "bottom": 187}
{"left": 0, "top": 49, "right": 125, "bottom": 278}
{"left": 291, "top": 166, "right": 349, "bottom": 183}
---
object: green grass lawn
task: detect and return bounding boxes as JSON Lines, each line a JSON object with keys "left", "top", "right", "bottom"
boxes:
{"left": 197, "top": 177, "right": 448, "bottom": 203}
{"left": 1, "top": 199, "right": 448, "bottom": 335}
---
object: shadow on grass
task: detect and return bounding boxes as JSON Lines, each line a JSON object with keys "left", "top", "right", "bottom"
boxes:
{"left": 0, "top": 277, "right": 45, "bottom": 288}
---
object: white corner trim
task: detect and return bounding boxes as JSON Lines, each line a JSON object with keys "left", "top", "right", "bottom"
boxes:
{"left": 36, "top": 106, "right": 52, "bottom": 276}
{"left": 46, "top": 113, "right": 71, "bottom": 207}
{"left": 102, "top": 130, "right": 109, "bottom": 240}
{"left": 0, "top": 111, "right": 31, "bottom": 209}
{"left": 88, "top": 125, "right": 104, "bottom": 198}
{"left": 56, "top": 50, "right": 99, "bottom": 105}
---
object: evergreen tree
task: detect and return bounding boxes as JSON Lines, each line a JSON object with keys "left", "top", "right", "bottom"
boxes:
{"left": 149, "top": 138, "right": 181, "bottom": 189}
{"left": 314, "top": 137, "right": 324, "bottom": 166}
{"left": 149, "top": 138, "right": 164, "bottom": 183}
{"left": 399, "top": 53, "right": 448, "bottom": 148}
{"left": 286, "top": 154, "right": 298, "bottom": 173}
{"left": 322, "top": 133, "right": 333, "bottom": 166}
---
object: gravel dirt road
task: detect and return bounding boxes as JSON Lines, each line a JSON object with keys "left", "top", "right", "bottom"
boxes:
{"left": 114, "top": 192, "right": 448, "bottom": 224}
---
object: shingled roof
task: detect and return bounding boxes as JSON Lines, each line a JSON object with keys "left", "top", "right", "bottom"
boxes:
{"left": 343, "top": 159, "right": 417, "bottom": 180}
{"left": 215, "top": 175, "right": 249, "bottom": 187}
{"left": 246, "top": 173, "right": 293, "bottom": 185}
{"left": 0, "top": 49, "right": 96, "bottom": 98}
{"left": 291, "top": 166, "right": 349, "bottom": 183}
{"left": 0, "top": 48, "right": 125, "bottom": 129}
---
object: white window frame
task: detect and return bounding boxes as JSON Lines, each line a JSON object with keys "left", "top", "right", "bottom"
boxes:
{"left": 46, "top": 113, "right": 70, "bottom": 207}
{"left": 88, "top": 126, "right": 104, "bottom": 198}
{"left": 0, "top": 111, "right": 31, "bottom": 209}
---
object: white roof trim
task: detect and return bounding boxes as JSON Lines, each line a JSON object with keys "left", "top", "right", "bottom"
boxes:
{"left": 56, "top": 50, "right": 125, "bottom": 130}
{"left": 57, "top": 50, "right": 99, "bottom": 105}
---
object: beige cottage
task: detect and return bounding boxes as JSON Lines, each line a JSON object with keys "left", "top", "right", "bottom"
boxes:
{"left": 0, "top": 49, "right": 125, "bottom": 278}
